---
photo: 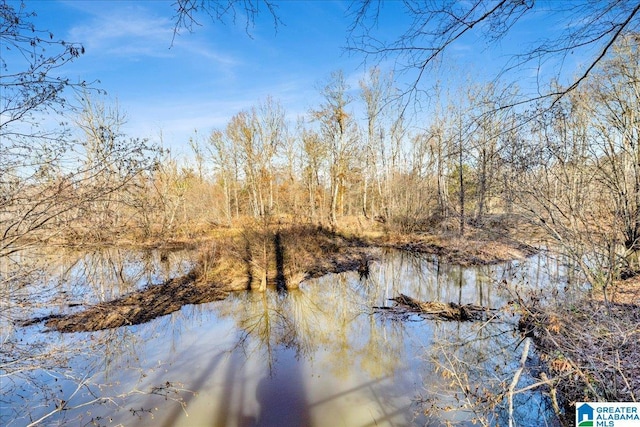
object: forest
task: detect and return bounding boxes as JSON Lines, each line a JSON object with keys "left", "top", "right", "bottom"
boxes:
{"left": 1, "top": 1, "right": 639, "bottom": 426}
{"left": 4, "top": 40, "right": 638, "bottom": 294}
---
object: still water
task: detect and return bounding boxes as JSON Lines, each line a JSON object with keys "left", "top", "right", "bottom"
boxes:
{"left": 1, "top": 249, "right": 568, "bottom": 426}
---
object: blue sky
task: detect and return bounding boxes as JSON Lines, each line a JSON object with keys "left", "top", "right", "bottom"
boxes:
{"left": 8, "top": 1, "right": 587, "bottom": 157}
{"left": 16, "top": 0, "right": 373, "bottom": 155}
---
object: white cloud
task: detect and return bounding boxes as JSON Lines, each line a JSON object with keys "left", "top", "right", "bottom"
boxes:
{"left": 66, "top": 4, "right": 175, "bottom": 58}
{"left": 65, "top": 2, "right": 245, "bottom": 79}
{"left": 172, "top": 37, "right": 241, "bottom": 69}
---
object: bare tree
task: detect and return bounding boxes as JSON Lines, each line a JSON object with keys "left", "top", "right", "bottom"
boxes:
{"left": 360, "top": 67, "right": 400, "bottom": 220}
{"left": 208, "top": 129, "right": 238, "bottom": 223}
{"left": 427, "top": 117, "right": 450, "bottom": 221}
{"left": 348, "top": 0, "right": 640, "bottom": 108}
{"left": 224, "top": 98, "right": 286, "bottom": 218}
{"left": 300, "top": 124, "right": 326, "bottom": 223}
{"left": 254, "top": 97, "right": 287, "bottom": 216}
{"left": 1, "top": 1, "right": 85, "bottom": 254}
{"left": 508, "top": 54, "right": 639, "bottom": 299}
{"left": 0, "top": 1, "right": 89, "bottom": 141}
{"left": 587, "top": 34, "right": 640, "bottom": 272}
{"left": 467, "top": 84, "right": 506, "bottom": 221}
{"left": 311, "top": 70, "right": 360, "bottom": 229}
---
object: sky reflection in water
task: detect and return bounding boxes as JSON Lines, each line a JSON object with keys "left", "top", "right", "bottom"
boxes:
{"left": 4, "top": 250, "right": 567, "bottom": 426}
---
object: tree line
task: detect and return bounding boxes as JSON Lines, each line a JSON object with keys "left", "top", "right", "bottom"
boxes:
{"left": 3, "top": 41, "right": 640, "bottom": 294}
{"left": 140, "top": 38, "right": 639, "bottom": 292}
{"left": 1, "top": 1, "right": 638, "bottom": 294}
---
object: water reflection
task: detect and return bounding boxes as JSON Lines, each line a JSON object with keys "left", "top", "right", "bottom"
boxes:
{"left": 54, "top": 247, "right": 195, "bottom": 304}
{"left": 0, "top": 247, "right": 195, "bottom": 427}
{"left": 2, "top": 249, "right": 570, "bottom": 426}
{"left": 1, "top": 247, "right": 193, "bottom": 326}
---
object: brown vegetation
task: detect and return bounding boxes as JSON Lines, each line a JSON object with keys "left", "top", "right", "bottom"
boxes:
{"left": 40, "top": 217, "right": 538, "bottom": 333}
{"left": 377, "top": 231, "right": 538, "bottom": 266}
{"left": 518, "top": 289, "right": 639, "bottom": 424}
{"left": 45, "top": 271, "right": 227, "bottom": 333}
{"left": 378, "top": 293, "right": 496, "bottom": 321}
{"left": 195, "top": 222, "right": 378, "bottom": 290}
{"left": 608, "top": 273, "right": 640, "bottom": 305}
{"left": 43, "top": 224, "right": 378, "bottom": 332}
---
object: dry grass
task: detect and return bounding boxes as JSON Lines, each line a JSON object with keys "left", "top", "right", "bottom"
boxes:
{"left": 353, "top": 212, "right": 539, "bottom": 266}
{"left": 49, "top": 212, "right": 538, "bottom": 269}
{"left": 607, "top": 274, "right": 640, "bottom": 305}
{"left": 196, "top": 223, "right": 377, "bottom": 291}
{"left": 371, "top": 231, "right": 536, "bottom": 266}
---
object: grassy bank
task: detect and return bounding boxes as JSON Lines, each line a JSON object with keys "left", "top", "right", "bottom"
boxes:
{"left": 45, "top": 223, "right": 377, "bottom": 332}
{"left": 194, "top": 223, "right": 377, "bottom": 291}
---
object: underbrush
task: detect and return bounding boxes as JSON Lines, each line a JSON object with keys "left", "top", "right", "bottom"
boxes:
{"left": 519, "top": 296, "right": 639, "bottom": 425}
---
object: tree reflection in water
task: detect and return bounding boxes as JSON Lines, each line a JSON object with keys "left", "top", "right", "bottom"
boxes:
{"left": 0, "top": 247, "right": 195, "bottom": 426}
{"left": 2, "top": 249, "right": 568, "bottom": 426}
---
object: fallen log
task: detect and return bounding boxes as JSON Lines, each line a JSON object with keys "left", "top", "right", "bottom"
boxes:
{"left": 380, "top": 293, "right": 494, "bottom": 321}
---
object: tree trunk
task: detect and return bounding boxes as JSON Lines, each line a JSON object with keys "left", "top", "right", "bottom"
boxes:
{"left": 459, "top": 140, "right": 465, "bottom": 236}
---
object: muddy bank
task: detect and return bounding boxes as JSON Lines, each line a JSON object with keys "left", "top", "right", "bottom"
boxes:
{"left": 44, "top": 226, "right": 376, "bottom": 333}
{"left": 45, "top": 272, "right": 229, "bottom": 332}
{"left": 379, "top": 234, "right": 538, "bottom": 266}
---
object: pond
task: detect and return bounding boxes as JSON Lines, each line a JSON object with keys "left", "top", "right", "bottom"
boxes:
{"left": 1, "top": 248, "right": 569, "bottom": 426}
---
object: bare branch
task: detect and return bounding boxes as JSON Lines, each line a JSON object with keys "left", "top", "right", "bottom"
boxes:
{"left": 347, "top": 0, "right": 640, "bottom": 108}
{"left": 170, "top": 0, "right": 281, "bottom": 45}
